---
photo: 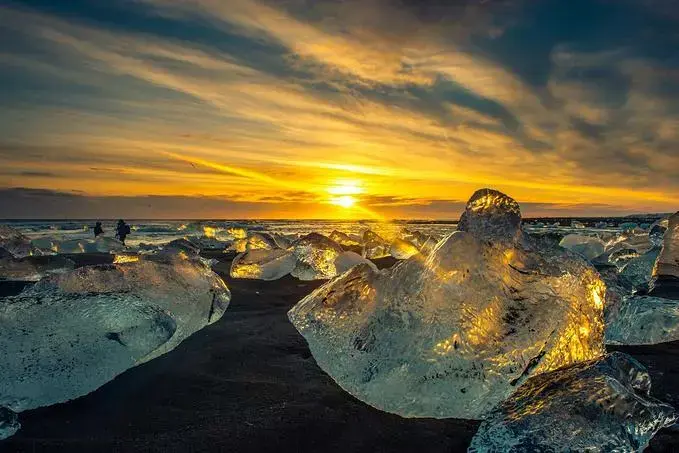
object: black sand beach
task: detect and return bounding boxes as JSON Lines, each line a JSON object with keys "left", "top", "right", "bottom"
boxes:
{"left": 1, "top": 253, "right": 678, "bottom": 452}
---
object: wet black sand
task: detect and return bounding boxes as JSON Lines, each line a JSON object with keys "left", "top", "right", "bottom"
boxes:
{"left": 1, "top": 253, "right": 678, "bottom": 452}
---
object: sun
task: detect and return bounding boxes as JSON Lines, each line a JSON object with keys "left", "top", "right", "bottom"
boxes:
{"left": 330, "top": 195, "right": 356, "bottom": 208}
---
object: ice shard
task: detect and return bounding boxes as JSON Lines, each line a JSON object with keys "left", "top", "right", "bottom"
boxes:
{"left": 289, "top": 188, "right": 606, "bottom": 419}
{"left": 619, "top": 249, "right": 660, "bottom": 289}
{"left": 653, "top": 212, "right": 679, "bottom": 280}
{"left": 0, "top": 225, "right": 41, "bottom": 258}
{"left": 0, "top": 407, "right": 19, "bottom": 440}
{"left": 559, "top": 234, "right": 605, "bottom": 261}
{"left": 362, "top": 230, "right": 390, "bottom": 259}
{"left": 291, "top": 233, "right": 344, "bottom": 280}
{"left": 389, "top": 238, "right": 420, "bottom": 259}
{"left": 230, "top": 249, "right": 297, "bottom": 281}
{"left": 468, "top": 352, "right": 675, "bottom": 452}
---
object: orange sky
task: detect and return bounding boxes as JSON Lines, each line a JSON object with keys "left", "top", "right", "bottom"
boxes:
{"left": 1, "top": 0, "right": 678, "bottom": 218}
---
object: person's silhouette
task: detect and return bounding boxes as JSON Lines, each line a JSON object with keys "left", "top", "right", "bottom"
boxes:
{"left": 94, "top": 221, "right": 104, "bottom": 238}
{"left": 115, "top": 219, "right": 131, "bottom": 245}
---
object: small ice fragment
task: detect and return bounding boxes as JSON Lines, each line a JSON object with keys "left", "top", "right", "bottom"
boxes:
{"left": 559, "top": 234, "right": 605, "bottom": 261}
{"left": 246, "top": 232, "right": 279, "bottom": 251}
{"left": 334, "top": 251, "right": 378, "bottom": 274}
{"left": 230, "top": 249, "right": 296, "bottom": 281}
{"left": 606, "top": 295, "right": 679, "bottom": 345}
{"left": 362, "top": 230, "right": 390, "bottom": 259}
{"left": 329, "top": 230, "right": 362, "bottom": 248}
{"left": 291, "top": 233, "right": 344, "bottom": 280}
{"left": 468, "top": 352, "right": 676, "bottom": 453}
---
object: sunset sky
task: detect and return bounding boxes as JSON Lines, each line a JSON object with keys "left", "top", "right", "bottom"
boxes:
{"left": 1, "top": 0, "right": 678, "bottom": 219}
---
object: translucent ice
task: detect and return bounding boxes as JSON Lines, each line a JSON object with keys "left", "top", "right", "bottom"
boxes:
{"left": 291, "top": 233, "right": 344, "bottom": 280}
{"left": 246, "top": 232, "right": 279, "bottom": 251}
{"left": 0, "top": 407, "right": 19, "bottom": 440}
{"left": 571, "top": 220, "right": 585, "bottom": 229}
{"left": 0, "top": 291, "right": 176, "bottom": 412}
{"left": 619, "top": 249, "right": 660, "bottom": 289}
{"left": 653, "top": 212, "right": 679, "bottom": 280}
{"left": 606, "top": 295, "right": 679, "bottom": 345}
{"left": 329, "top": 230, "right": 362, "bottom": 248}
{"left": 334, "top": 251, "right": 378, "bottom": 274}
{"left": 559, "top": 234, "right": 605, "bottom": 261}
{"left": 389, "top": 238, "right": 420, "bottom": 259}
{"left": 468, "top": 352, "right": 675, "bottom": 453}
{"left": 289, "top": 188, "right": 605, "bottom": 419}
{"left": 362, "top": 230, "right": 390, "bottom": 259}
{"left": 230, "top": 249, "right": 297, "bottom": 281}
{"left": 0, "top": 225, "right": 41, "bottom": 258}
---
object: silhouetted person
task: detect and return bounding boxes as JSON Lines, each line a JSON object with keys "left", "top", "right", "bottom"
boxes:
{"left": 115, "top": 219, "right": 131, "bottom": 245}
{"left": 93, "top": 221, "right": 104, "bottom": 238}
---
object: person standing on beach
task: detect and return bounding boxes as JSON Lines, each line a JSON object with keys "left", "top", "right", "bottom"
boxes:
{"left": 115, "top": 219, "right": 131, "bottom": 245}
{"left": 93, "top": 221, "right": 104, "bottom": 238}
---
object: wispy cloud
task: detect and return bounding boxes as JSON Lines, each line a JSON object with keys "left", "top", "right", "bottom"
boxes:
{"left": 0, "top": 0, "right": 677, "bottom": 217}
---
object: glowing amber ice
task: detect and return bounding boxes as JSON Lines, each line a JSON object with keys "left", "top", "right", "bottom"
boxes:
{"left": 288, "top": 188, "right": 606, "bottom": 419}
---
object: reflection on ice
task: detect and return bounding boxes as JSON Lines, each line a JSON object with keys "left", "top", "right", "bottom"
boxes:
{"left": 469, "top": 352, "right": 676, "bottom": 452}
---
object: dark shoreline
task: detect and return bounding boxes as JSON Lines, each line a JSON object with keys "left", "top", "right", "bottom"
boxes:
{"left": 1, "top": 253, "right": 678, "bottom": 452}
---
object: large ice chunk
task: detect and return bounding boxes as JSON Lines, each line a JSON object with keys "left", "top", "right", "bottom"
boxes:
{"left": 0, "top": 407, "right": 20, "bottom": 440}
{"left": 559, "top": 234, "right": 605, "bottom": 261}
{"left": 291, "top": 233, "right": 344, "bottom": 280}
{"left": 468, "top": 352, "right": 676, "bottom": 452}
{"left": 54, "top": 237, "right": 124, "bottom": 254}
{"left": 606, "top": 295, "right": 679, "bottom": 345}
{"left": 246, "top": 232, "right": 278, "bottom": 251}
{"left": 619, "top": 248, "right": 660, "bottom": 289}
{"left": 230, "top": 249, "right": 297, "bottom": 281}
{"left": 0, "top": 292, "right": 177, "bottom": 412}
{"left": 288, "top": 188, "right": 605, "bottom": 419}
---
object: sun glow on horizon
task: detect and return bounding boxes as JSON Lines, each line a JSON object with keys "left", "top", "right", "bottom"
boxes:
{"left": 330, "top": 195, "right": 357, "bottom": 208}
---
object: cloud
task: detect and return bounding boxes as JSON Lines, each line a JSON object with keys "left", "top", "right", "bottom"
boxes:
{"left": 0, "top": 0, "right": 677, "bottom": 218}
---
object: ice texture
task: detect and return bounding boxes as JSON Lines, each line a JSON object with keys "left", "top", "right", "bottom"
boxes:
{"left": 334, "top": 251, "right": 378, "bottom": 274}
{"left": 291, "top": 233, "right": 344, "bottom": 280}
{"left": 559, "top": 234, "right": 605, "bottom": 260}
{"left": 288, "top": 188, "right": 606, "bottom": 419}
{"left": 0, "top": 225, "right": 41, "bottom": 258}
{"left": 230, "top": 249, "right": 297, "bottom": 281}
{"left": 468, "top": 352, "right": 676, "bottom": 453}
{"left": 606, "top": 295, "right": 679, "bottom": 345}
{"left": 0, "top": 407, "right": 20, "bottom": 440}
{"left": 0, "top": 252, "right": 231, "bottom": 412}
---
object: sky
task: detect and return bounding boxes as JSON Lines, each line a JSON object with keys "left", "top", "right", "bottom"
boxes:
{"left": 1, "top": 0, "right": 678, "bottom": 219}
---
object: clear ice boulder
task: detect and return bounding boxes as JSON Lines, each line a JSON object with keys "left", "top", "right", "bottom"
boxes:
{"left": 288, "top": 188, "right": 606, "bottom": 419}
